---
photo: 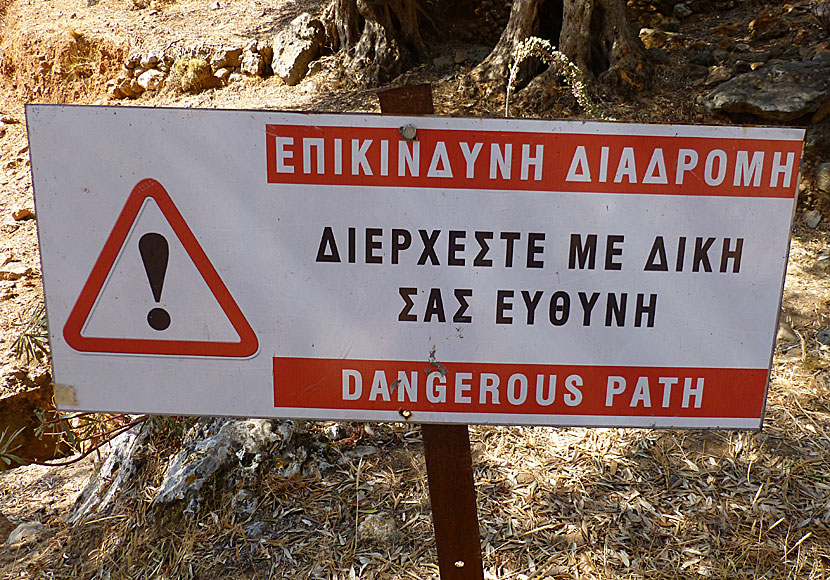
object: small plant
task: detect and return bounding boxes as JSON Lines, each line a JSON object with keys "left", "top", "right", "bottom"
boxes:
{"left": 35, "top": 410, "right": 134, "bottom": 454}
{"left": 11, "top": 304, "right": 49, "bottom": 364}
{"left": 0, "top": 427, "right": 26, "bottom": 471}
{"left": 172, "top": 57, "right": 215, "bottom": 92}
{"left": 506, "top": 36, "right": 610, "bottom": 120}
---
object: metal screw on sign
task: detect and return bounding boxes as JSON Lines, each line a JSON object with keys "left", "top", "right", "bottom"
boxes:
{"left": 377, "top": 84, "right": 486, "bottom": 580}
{"left": 399, "top": 124, "right": 418, "bottom": 141}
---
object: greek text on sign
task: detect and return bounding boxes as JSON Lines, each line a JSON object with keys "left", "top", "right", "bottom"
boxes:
{"left": 27, "top": 105, "right": 804, "bottom": 428}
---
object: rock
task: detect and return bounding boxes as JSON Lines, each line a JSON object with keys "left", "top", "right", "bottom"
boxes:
{"left": 324, "top": 423, "right": 349, "bottom": 441}
{"left": 817, "top": 162, "right": 830, "bottom": 193}
{"left": 230, "top": 489, "right": 258, "bottom": 516}
{"left": 0, "top": 115, "right": 19, "bottom": 124}
{"left": 214, "top": 67, "right": 232, "bottom": 83}
{"left": 454, "top": 51, "right": 468, "bottom": 64}
{"left": 12, "top": 207, "right": 34, "bottom": 221}
{"left": 344, "top": 445, "right": 380, "bottom": 459}
{"left": 0, "top": 264, "right": 33, "bottom": 280}
{"left": 818, "top": 329, "right": 830, "bottom": 346}
{"left": 130, "top": 78, "right": 145, "bottom": 95}
{"left": 816, "top": 250, "right": 830, "bottom": 271}
{"left": 781, "top": 348, "right": 801, "bottom": 360}
{"left": 172, "top": 58, "right": 217, "bottom": 92}
{"left": 749, "top": 11, "right": 787, "bottom": 41}
{"left": 704, "top": 55, "right": 830, "bottom": 121}
{"left": 684, "top": 63, "right": 709, "bottom": 79}
{"left": 152, "top": 419, "right": 293, "bottom": 514}
{"left": 705, "top": 65, "right": 732, "bottom": 86}
{"left": 115, "top": 77, "right": 133, "bottom": 98}
{"left": 804, "top": 209, "right": 822, "bottom": 229}
{"left": 639, "top": 28, "right": 684, "bottom": 50}
{"left": 136, "top": 68, "right": 164, "bottom": 91}
{"left": 673, "top": 2, "right": 693, "bottom": 18}
{"left": 209, "top": 0, "right": 220, "bottom": 8}
{"left": 271, "top": 13, "right": 325, "bottom": 85}
{"left": 210, "top": 47, "right": 242, "bottom": 71}
{"left": 68, "top": 425, "right": 150, "bottom": 524}
{"left": 139, "top": 53, "right": 160, "bottom": 69}
{"left": 106, "top": 81, "right": 123, "bottom": 99}
{"left": 5, "top": 521, "right": 43, "bottom": 545}
{"left": 690, "top": 50, "right": 717, "bottom": 67}
{"left": 357, "top": 513, "right": 400, "bottom": 545}
{"left": 240, "top": 51, "right": 264, "bottom": 76}
{"left": 777, "top": 320, "right": 798, "bottom": 344}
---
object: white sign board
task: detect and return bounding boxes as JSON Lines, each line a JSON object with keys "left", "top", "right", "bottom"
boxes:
{"left": 27, "top": 105, "right": 804, "bottom": 428}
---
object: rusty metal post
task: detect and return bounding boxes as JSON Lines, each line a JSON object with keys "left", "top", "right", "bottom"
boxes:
{"left": 421, "top": 423, "right": 485, "bottom": 580}
{"left": 377, "top": 84, "right": 485, "bottom": 580}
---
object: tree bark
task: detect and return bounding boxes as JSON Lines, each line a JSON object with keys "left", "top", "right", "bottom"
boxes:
{"left": 560, "top": 0, "right": 646, "bottom": 86}
{"left": 471, "top": 0, "right": 547, "bottom": 86}
{"left": 473, "top": 0, "right": 645, "bottom": 89}
{"left": 323, "top": 0, "right": 644, "bottom": 89}
{"left": 323, "top": 0, "right": 424, "bottom": 85}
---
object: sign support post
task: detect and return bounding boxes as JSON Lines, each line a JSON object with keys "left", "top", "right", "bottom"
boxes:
{"left": 377, "top": 84, "right": 485, "bottom": 580}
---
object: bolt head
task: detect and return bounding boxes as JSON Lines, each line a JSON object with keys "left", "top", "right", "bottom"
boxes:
{"left": 399, "top": 124, "right": 417, "bottom": 141}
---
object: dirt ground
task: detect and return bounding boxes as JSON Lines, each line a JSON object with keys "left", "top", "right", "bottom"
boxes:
{"left": 2, "top": 0, "right": 830, "bottom": 578}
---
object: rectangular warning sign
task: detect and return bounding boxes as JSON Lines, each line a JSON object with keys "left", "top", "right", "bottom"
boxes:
{"left": 26, "top": 104, "right": 805, "bottom": 429}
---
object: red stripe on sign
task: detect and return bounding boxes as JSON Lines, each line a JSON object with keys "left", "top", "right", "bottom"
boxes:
{"left": 265, "top": 125, "right": 802, "bottom": 198}
{"left": 273, "top": 358, "right": 767, "bottom": 419}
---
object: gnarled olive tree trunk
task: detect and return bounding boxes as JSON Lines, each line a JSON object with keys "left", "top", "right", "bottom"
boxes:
{"left": 473, "top": 0, "right": 646, "bottom": 88}
{"left": 323, "top": 0, "right": 645, "bottom": 88}
{"left": 323, "top": 0, "right": 424, "bottom": 85}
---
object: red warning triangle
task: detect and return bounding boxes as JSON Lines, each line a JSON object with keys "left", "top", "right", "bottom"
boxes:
{"left": 63, "top": 179, "right": 259, "bottom": 357}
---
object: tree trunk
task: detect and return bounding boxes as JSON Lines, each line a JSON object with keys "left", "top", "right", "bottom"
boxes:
{"left": 323, "top": 0, "right": 644, "bottom": 89}
{"left": 474, "top": 0, "right": 645, "bottom": 89}
{"left": 471, "top": 0, "right": 548, "bottom": 86}
{"left": 323, "top": 0, "right": 424, "bottom": 85}
{"left": 560, "top": 0, "right": 646, "bottom": 86}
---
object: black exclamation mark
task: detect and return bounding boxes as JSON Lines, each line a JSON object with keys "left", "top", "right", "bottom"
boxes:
{"left": 139, "top": 233, "right": 171, "bottom": 331}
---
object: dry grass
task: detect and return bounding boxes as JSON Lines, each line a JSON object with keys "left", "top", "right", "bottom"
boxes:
{"left": 5, "top": 342, "right": 830, "bottom": 580}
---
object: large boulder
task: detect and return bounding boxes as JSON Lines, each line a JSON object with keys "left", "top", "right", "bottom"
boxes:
{"left": 152, "top": 418, "right": 293, "bottom": 513}
{"left": 704, "top": 54, "right": 830, "bottom": 122}
{"left": 271, "top": 13, "right": 325, "bottom": 86}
